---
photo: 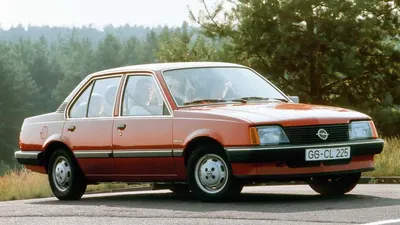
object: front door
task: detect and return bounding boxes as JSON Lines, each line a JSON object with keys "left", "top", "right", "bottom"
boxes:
{"left": 63, "top": 75, "right": 122, "bottom": 178}
{"left": 112, "top": 73, "right": 176, "bottom": 179}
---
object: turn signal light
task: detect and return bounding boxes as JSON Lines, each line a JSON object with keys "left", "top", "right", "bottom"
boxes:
{"left": 249, "top": 127, "right": 260, "bottom": 145}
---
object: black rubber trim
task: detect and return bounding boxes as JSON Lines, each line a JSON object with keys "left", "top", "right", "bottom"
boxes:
{"left": 15, "top": 152, "right": 45, "bottom": 166}
{"left": 16, "top": 158, "right": 42, "bottom": 166}
{"left": 235, "top": 168, "right": 374, "bottom": 182}
{"left": 226, "top": 139, "right": 384, "bottom": 164}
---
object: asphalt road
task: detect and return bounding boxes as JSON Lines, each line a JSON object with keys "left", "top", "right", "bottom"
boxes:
{"left": 0, "top": 184, "right": 399, "bottom": 225}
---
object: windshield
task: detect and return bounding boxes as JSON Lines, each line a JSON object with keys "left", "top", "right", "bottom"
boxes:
{"left": 162, "top": 67, "right": 288, "bottom": 106}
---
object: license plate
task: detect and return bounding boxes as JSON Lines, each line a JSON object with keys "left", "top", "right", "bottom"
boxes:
{"left": 305, "top": 147, "right": 351, "bottom": 161}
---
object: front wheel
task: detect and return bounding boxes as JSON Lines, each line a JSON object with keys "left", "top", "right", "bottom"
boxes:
{"left": 48, "top": 149, "right": 87, "bottom": 200}
{"left": 308, "top": 172, "right": 361, "bottom": 196}
{"left": 187, "top": 145, "right": 242, "bottom": 202}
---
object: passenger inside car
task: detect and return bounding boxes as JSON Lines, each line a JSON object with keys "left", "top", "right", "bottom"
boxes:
{"left": 129, "top": 77, "right": 161, "bottom": 116}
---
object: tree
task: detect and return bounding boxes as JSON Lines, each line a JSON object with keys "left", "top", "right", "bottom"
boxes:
{"left": 156, "top": 22, "right": 219, "bottom": 62}
{"left": 51, "top": 34, "right": 97, "bottom": 103}
{"left": 0, "top": 42, "right": 39, "bottom": 165}
{"left": 15, "top": 37, "right": 63, "bottom": 112}
{"left": 190, "top": 0, "right": 400, "bottom": 106}
{"left": 95, "top": 33, "right": 123, "bottom": 70}
{"left": 139, "top": 30, "right": 160, "bottom": 63}
{"left": 120, "top": 36, "right": 142, "bottom": 66}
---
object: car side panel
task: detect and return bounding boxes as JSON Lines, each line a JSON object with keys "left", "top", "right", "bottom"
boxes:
{"left": 19, "top": 113, "right": 65, "bottom": 151}
{"left": 112, "top": 117, "right": 176, "bottom": 178}
{"left": 19, "top": 112, "right": 65, "bottom": 173}
{"left": 61, "top": 118, "right": 117, "bottom": 176}
{"left": 172, "top": 111, "right": 252, "bottom": 180}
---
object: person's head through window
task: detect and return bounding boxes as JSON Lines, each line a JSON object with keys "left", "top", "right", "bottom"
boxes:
{"left": 88, "top": 93, "right": 105, "bottom": 117}
{"left": 209, "top": 76, "right": 232, "bottom": 100}
{"left": 133, "top": 78, "right": 154, "bottom": 107}
{"left": 105, "top": 85, "right": 118, "bottom": 107}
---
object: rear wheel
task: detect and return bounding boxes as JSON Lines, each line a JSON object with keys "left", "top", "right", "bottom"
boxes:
{"left": 48, "top": 149, "right": 87, "bottom": 200}
{"left": 187, "top": 145, "right": 242, "bottom": 202}
{"left": 308, "top": 172, "right": 361, "bottom": 196}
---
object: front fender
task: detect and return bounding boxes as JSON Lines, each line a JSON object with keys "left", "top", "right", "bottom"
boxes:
{"left": 183, "top": 128, "right": 224, "bottom": 148}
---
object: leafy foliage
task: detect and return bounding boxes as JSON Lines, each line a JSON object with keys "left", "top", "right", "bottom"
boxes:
{"left": 190, "top": 0, "right": 400, "bottom": 106}
{"left": 0, "top": 43, "right": 39, "bottom": 165}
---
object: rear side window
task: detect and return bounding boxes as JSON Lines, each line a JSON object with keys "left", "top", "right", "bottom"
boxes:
{"left": 87, "top": 77, "right": 121, "bottom": 117}
{"left": 68, "top": 76, "right": 121, "bottom": 118}
{"left": 69, "top": 83, "right": 93, "bottom": 118}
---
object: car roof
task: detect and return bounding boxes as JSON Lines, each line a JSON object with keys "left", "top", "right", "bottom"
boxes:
{"left": 88, "top": 61, "right": 246, "bottom": 78}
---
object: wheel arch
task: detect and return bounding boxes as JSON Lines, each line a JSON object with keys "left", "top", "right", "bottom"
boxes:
{"left": 183, "top": 136, "right": 226, "bottom": 167}
{"left": 43, "top": 141, "right": 75, "bottom": 172}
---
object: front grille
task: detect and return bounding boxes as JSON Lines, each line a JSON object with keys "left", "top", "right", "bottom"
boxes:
{"left": 283, "top": 124, "right": 349, "bottom": 145}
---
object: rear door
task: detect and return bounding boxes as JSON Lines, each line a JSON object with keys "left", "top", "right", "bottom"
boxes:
{"left": 112, "top": 73, "right": 176, "bottom": 179}
{"left": 63, "top": 75, "right": 122, "bottom": 178}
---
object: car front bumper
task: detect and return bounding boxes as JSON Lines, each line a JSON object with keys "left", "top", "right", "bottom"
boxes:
{"left": 226, "top": 138, "right": 384, "bottom": 164}
{"left": 225, "top": 138, "right": 384, "bottom": 180}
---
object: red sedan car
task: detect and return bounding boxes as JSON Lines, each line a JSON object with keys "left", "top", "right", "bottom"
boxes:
{"left": 15, "top": 62, "right": 384, "bottom": 201}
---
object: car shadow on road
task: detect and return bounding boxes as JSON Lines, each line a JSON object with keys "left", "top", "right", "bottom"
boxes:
{"left": 30, "top": 187, "right": 400, "bottom": 214}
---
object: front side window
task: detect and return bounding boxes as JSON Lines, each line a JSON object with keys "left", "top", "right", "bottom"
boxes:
{"left": 162, "top": 67, "right": 287, "bottom": 106}
{"left": 87, "top": 76, "right": 121, "bottom": 117}
{"left": 121, "top": 75, "right": 168, "bottom": 116}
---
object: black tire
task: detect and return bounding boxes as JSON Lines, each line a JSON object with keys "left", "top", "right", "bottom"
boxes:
{"left": 308, "top": 172, "right": 361, "bottom": 196}
{"left": 48, "top": 148, "right": 87, "bottom": 200}
{"left": 187, "top": 144, "right": 242, "bottom": 202}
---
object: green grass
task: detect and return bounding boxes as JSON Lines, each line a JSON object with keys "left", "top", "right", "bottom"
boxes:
{"left": 0, "top": 137, "right": 398, "bottom": 201}
{"left": 364, "top": 136, "right": 400, "bottom": 177}
{"left": 0, "top": 169, "right": 150, "bottom": 201}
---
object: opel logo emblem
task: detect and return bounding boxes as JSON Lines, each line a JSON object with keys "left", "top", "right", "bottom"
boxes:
{"left": 316, "top": 129, "right": 329, "bottom": 140}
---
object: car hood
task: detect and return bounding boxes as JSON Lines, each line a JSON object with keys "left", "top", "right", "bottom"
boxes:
{"left": 182, "top": 102, "right": 371, "bottom": 126}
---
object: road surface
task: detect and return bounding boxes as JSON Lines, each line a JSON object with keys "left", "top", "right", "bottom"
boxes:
{"left": 0, "top": 184, "right": 399, "bottom": 225}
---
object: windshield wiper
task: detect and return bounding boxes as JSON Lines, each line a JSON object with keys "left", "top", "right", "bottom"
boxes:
{"left": 183, "top": 98, "right": 246, "bottom": 105}
{"left": 232, "top": 97, "right": 289, "bottom": 102}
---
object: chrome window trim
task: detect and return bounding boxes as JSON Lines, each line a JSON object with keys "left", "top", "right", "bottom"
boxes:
{"left": 118, "top": 72, "right": 173, "bottom": 117}
{"left": 65, "top": 74, "right": 123, "bottom": 120}
{"left": 159, "top": 65, "right": 292, "bottom": 109}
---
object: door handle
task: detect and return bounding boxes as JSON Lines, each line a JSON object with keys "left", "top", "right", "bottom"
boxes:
{"left": 117, "top": 124, "right": 126, "bottom": 130}
{"left": 67, "top": 125, "right": 76, "bottom": 132}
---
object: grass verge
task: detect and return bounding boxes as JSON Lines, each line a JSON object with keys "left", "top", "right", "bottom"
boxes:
{"left": 0, "top": 137, "right": 398, "bottom": 201}
{"left": 0, "top": 169, "right": 150, "bottom": 201}
{"left": 364, "top": 136, "right": 400, "bottom": 177}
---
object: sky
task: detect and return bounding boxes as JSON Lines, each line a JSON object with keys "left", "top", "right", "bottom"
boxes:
{"left": 0, "top": 0, "right": 216, "bottom": 30}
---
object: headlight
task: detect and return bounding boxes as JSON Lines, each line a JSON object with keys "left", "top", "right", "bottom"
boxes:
{"left": 256, "top": 126, "right": 290, "bottom": 145}
{"left": 349, "top": 121, "right": 373, "bottom": 140}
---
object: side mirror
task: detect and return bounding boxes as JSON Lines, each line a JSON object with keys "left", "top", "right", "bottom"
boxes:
{"left": 289, "top": 96, "right": 299, "bottom": 103}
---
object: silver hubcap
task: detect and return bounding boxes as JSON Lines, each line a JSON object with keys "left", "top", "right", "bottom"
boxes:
{"left": 194, "top": 154, "right": 229, "bottom": 194}
{"left": 52, "top": 156, "right": 72, "bottom": 192}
